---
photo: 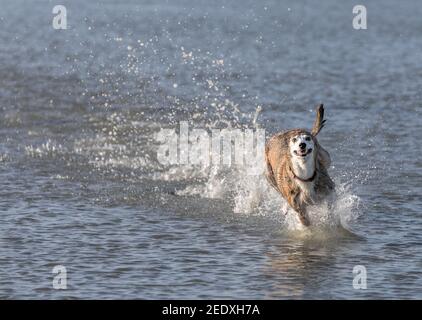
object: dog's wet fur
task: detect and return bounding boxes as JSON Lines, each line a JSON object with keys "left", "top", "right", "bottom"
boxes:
{"left": 265, "top": 104, "right": 334, "bottom": 226}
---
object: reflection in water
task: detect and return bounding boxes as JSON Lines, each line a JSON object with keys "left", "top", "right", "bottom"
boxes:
{"left": 0, "top": 0, "right": 421, "bottom": 299}
{"left": 263, "top": 228, "right": 363, "bottom": 299}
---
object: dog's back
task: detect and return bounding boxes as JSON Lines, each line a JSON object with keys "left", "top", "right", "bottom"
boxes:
{"left": 265, "top": 129, "right": 303, "bottom": 193}
{"left": 265, "top": 131, "right": 289, "bottom": 192}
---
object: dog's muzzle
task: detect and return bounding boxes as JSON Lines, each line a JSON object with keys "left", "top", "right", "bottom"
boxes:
{"left": 294, "top": 148, "right": 313, "bottom": 157}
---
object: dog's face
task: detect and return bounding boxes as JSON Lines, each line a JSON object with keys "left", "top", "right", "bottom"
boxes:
{"left": 288, "top": 133, "right": 315, "bottom": 160}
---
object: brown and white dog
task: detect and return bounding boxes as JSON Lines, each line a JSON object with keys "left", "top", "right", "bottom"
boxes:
{"left": 265, "top": 104, "right": 334, "bottom": 226}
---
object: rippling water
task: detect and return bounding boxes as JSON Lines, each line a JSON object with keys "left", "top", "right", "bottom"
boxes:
{"left": 0, "top": 0, "right": 421, "bottom": 299}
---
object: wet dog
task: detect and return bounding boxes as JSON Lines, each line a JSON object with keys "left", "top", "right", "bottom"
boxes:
{"left": 265, "top": 104, "right": 334, "bottom": 226}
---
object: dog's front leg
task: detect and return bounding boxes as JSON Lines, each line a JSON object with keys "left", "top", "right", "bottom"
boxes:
{"left": 291, "top": 194, "right": 310, "bottom": 226}
{"left": 296, "top": 207, "right": 310, "bottom": 227}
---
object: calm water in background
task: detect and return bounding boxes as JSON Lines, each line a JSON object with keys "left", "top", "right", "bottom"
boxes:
{"left": 0, "top": 0, "right": 421, "bottom": 299}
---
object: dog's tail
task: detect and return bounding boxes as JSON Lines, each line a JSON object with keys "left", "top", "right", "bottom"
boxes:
{"left": 311, "top": 104, "right": 326, "bottom": 136}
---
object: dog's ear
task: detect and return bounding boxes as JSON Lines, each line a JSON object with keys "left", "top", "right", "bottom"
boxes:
{"left": 311, "top": 104, "right": 326, "bottom": 136}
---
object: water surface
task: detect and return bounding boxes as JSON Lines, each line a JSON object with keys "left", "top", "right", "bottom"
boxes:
{"left": 0, "top": 0, "right": 421, "bottom": 299}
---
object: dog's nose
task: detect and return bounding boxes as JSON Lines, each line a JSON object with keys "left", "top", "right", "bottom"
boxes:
{"left": 299, "top": 142, "right": 306, "bottom": 149}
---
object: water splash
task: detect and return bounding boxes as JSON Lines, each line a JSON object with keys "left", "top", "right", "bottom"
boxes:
{"left": 175, "top": 159, "right": 362, "bottom": 232}
{"left": 151, "top": 100, "right": 362, "bottom": 232}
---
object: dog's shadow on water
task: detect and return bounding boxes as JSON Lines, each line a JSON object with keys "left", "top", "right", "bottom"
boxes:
{"left": 261, "top": 226, "right": 365, "bottom": 299}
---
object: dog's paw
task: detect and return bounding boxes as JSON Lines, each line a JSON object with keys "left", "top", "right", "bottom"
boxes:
{"left": 298, "top": 213, "right": 310, "bottom": 226}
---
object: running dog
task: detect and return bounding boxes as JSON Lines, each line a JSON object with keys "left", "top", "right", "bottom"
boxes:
{"left": 265, "top": 104, "right": 334, "bottom": 226}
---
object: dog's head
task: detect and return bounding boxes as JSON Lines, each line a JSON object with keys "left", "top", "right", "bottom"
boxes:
{"left": 287, "top": 129, "right": 317, "bottom": 161}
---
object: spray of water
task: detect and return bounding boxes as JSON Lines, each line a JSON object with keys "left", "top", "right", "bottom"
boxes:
{"left": 21, "top": 41, "right": 362, "bottom": 234}
{"left": 170, "top": 107, "right": 362, "bottom": 233}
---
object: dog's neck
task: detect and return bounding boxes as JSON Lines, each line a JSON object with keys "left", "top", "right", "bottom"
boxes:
{"left": 290, "top": 155, "right": 316, "bottom": 182}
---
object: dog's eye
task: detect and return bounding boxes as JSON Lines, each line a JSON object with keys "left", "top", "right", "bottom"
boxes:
{"left": 305, "top": 136, "right": 311, "bottom": 141}
{"left": 292, "top": 138, "right": 297, "bottom": 143}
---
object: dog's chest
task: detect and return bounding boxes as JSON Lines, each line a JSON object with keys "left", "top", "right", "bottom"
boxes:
{"left": 296, "top": 179, "right": 315, "bottom": 202}
{"left": 290, "top": 158, "right": 316, "bottom": 201}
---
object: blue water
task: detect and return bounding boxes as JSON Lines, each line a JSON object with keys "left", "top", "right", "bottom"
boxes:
{"left": 0, "top": 0, "right": 421, "bottom": 299}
